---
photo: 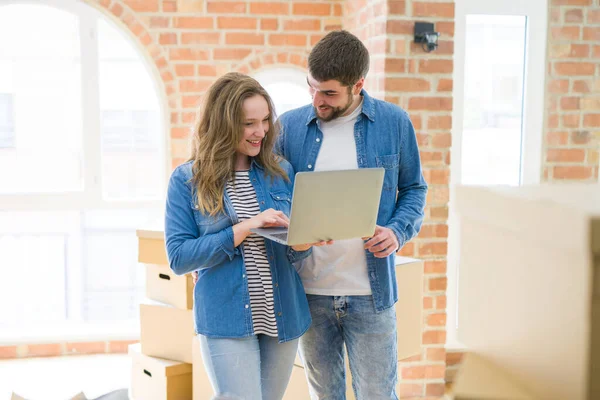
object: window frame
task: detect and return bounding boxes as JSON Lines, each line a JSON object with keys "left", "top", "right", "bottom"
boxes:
{"left": 0, "top": 0, "right": 170, "bottom": 341}
{"left": 0, "top": 0, "right": 170, "bottom": 209}
{"left": 447, "top": 0, "right": 548, "bottom": 350}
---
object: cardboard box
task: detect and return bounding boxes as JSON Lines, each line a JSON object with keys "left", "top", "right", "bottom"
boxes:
{"left": 137, "top": 228, "right": 169, "bottom": 265}
{"left": 146, "top": 263, "right": 194, "bottom": 310}
{"left": 140, "top": 303, "right": 195, "bottom": 364}
{"left": 129, "top": 343, "right": 192, "bottom": 400}
{"left": 452, "top": 353, "right": 535, "bottom": 400}
{"left": 455, "top": 185, "right": 600, "bottom": 400}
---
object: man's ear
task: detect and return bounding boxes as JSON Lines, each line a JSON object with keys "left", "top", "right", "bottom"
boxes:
{"left": 353, "top": 78, "right": 365, "bottom": 95}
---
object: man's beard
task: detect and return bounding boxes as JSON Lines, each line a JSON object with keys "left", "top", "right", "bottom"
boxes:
{"left": 315, "top": 88, "right": 354, "bottom": 122}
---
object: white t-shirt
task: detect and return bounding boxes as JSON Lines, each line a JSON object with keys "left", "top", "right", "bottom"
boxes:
{"left": 300, "top": 100, "right": 372, "bottom": 295}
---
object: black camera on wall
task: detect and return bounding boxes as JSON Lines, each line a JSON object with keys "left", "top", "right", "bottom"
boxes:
{"left": 414, "top": 22, "right": 440, "bottom": 53}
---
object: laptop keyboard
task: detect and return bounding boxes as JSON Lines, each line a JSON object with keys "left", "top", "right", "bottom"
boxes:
{"left": 270, "top": 232, "right": 288, "bottom": 240}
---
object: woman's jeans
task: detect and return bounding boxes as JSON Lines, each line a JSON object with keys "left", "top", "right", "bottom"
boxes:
{"left": 198, "top": 334, "right": 299, "bottom": 400}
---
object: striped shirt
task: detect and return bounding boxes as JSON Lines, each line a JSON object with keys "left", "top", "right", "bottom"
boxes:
{"left": 226, "top": 170, "right": 278, "bottom": 337}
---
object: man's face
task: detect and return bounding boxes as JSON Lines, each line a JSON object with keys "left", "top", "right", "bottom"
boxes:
{"left": 307, "top": 73, "right": 355, "bottom": 122}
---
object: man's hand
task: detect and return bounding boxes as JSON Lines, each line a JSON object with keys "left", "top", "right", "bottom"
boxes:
{"left": 192, "top": 271, "right": 198, "bottom": 285}
{"left": 363, "top": 225, "right": 399, "bottom": 258}
{"left": 291, "top": 240, "right": 334, "bottom": 252}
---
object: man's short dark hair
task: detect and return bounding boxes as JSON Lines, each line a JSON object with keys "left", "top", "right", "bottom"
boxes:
{"left": 308, "top": 30, "right": 370, "bottom": 87}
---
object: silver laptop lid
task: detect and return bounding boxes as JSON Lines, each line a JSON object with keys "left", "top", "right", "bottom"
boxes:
{"left": 286, "top": 168, "right": 385, "bottom": 246}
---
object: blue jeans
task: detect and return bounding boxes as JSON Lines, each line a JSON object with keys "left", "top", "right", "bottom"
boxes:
{"left": 298, "top": 295, "right": 398, "bottom": 400}
{"left": 198, "top": 334, "right": 299, "bottom": 400}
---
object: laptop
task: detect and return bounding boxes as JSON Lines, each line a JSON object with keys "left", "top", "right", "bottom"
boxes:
{"left": 251, "top": 168, "right": 385, "bottom": 246}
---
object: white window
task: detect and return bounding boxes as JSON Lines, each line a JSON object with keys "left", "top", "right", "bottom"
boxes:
{"left": 253, "top": 68, "right": 312, "bottom": 118}
{"left": 447, "top": 0, "right": 548, "bottom": 349}
{"left": 0, "top": 1, "right": 167, "bottom": 340}
{"left": 0, "top": 93, "right": 15, "bottom": 148}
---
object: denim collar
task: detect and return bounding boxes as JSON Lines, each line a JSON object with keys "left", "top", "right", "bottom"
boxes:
{"left": 304, "top": 89, "right": 376, "bottom": 126}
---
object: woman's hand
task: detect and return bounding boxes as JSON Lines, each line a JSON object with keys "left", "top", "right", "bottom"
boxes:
{"left": 291, "top": 240, "right": 334, "bottom": 252}
{"left": 248, "top": 208, "right": 290, "bottom": 230}
{"left": 233, "top": 208, "right": 289, "bottom": 246}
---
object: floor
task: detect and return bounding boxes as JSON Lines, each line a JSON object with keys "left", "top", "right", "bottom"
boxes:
{"left": 0, "top": 354, "right": 453, "bottom": 400}
{"left": 0, "top": 354, "right": 131, "bottom": 400}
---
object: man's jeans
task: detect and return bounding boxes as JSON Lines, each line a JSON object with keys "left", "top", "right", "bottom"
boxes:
{"left": 198, "top": 334, "right": 299, "bottom": 400}
{"left": 298, "top": 295, "right": 399, "bottom": 400}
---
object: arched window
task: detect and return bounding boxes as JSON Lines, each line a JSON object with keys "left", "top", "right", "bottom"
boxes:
{"left": 0, "top": 1, "right": 166, "bottom": 337}
{"left": 253, "top": 67, "right": 311, "bottom": 118}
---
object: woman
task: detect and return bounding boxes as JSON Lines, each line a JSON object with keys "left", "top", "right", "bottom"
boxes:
{"left": 164, "top": 72, "right": 322, "bottom": 400}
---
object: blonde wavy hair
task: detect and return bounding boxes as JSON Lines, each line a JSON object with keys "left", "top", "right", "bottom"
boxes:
{"left": 189, "top": 72, "right": 287, "bottom": 216}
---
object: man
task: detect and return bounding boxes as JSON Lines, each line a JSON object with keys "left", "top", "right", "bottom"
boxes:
{"left": 277, "top": 30, "right": 428, "bottom": 399}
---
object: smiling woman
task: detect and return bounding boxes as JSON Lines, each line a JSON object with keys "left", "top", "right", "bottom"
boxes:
{"left": 0, "top": 0, "right": 167, "bottom": 340}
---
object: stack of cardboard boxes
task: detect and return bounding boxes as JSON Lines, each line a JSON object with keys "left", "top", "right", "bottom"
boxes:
{"left": 134, "top": 228, "right": 425, "bottom": 399}
{"left": 132, "top": 227, "right": 211, "bottom": 399}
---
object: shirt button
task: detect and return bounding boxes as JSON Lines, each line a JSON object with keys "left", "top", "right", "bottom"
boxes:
{"left": 308, "top": 164, "right": 312, "bottom": 169}
{"left": 245, "top": 304, "right": 249, "bottom": 309}
{"left": 242, "top": 274, "right": 245, "bottom": 278}
{"left": 275, "top": 282, "right": 279, "bottom": 287}
{"left": 316, "top": 138, "right": 320, "bottom": 142}
{"left": 277, "top": 312, "right": 282, "bottom": 317}
{"left": 261, "top": 201, "right": 265, "bottom": 205}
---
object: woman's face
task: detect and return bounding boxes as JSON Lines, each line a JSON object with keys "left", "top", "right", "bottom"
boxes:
{"left": 236, "top": 94, "right": 270, "bottom": 159}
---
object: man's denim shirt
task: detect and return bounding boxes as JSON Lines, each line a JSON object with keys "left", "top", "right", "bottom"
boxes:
{"left": 277, "top": 89, "right": 428, "bottom": 312}
{"left": 164, "top": 159, "right": 311, "bottom": 342}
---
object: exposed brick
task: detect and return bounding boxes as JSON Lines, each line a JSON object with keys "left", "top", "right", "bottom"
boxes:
{"left": 399, "top": 383, "right": 424, "bottom": 397}
{"left": 419, "top": 60, "right": 453, "bottom": 74}
{"left": 159, "top": 32, "right": 177, "bottom": 45}
{"left": 226, "top": 33, "right": 264, "bottom": 45}
{"left": 250, "top": 2, "right": 289, "bottom": 15}
{"left": 292, "top": 3, "right": 331, "bottom": 16}
{"left": 389, "top": 0, "right": 406, "bottom": 15}
{"left": 446, "top": 351, "right": 465, "bottom": 366}
{"left": 412, "top": 2, "right": 454, "bottom": 18}
{"left": 123, "top": 0, "right": 159, "bottom": 12}
{"left": 553, "top": 166, "right": 594, "bottom": 180}
{"left": 217, "top": 17, "right": 257, "bottom": 30}
{"left": 426, "top": 383, "right": 446, "bottom": 396}
{"left": 546, "top": 149, "right": 586, "bottom": 162}
{"left": 402, "top": 365, "right": 446, "bottom": 379}
{"left": 427, "top": 313, "right": 447, "bottom": 326}
{"left": 0, "top": 346, "right": 17, "bottom": 359}
{"left": 27, "top": 344, "right": 62, "bottom": 357}
{"left": 554, "top": 62, "right": 596, "bottom": 75}
{"left": 424, "top": 260, "right": 447, "bottom": 274}
{"left": 387, "top": 78, "right": 431, "bottom": 92}
{"left": 565, "top": 8, "right": 584, "bottom": 22}
{"left": 175, "top": 17, "right": 214, "bottom": 29}
{"left": 583, "top": 27, "right": 600, "bottom": 41}
{"left": 214, "top": 47, "right": 253, "bottom": 60}
{"left": 283, "top": 18, "right": 322, "bottom": 31}
{"left": 169, "top": 48, "right": 210, "bottom": 61}
{"left": 269, "top": 34, "right": 307, "bottom": 47}
{"left": 551, "top": 0, "right": 592, "bottom": 5}
{"left": 261, "top": 18, "right": 279, "bottom": 30}
{"left": 423, "top": 330, "right": 446, "bottom": 345}
{"left": 207, "top": 1, "right": 246, "bottom": 13}
{"left": 551, "top": 26, "right": 580, "bottom": 40}
{"left": 66, "top": 342, "right": 106, "bottom": 355}
{"left": 428, "top": 276, "right": 447, "bottom": 291}
{"left": 181, "top": 32, "right": 220, "bottom": 45}
{"left": 408, "top": 97, "right": 452, "bottom": 111}
{"left": 583, "top": 114, "right": 600, "bottom": 127}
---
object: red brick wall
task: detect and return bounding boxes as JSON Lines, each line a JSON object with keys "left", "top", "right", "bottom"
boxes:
{"left": 544, "top": 0, "right": 600, "bottom": 182}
